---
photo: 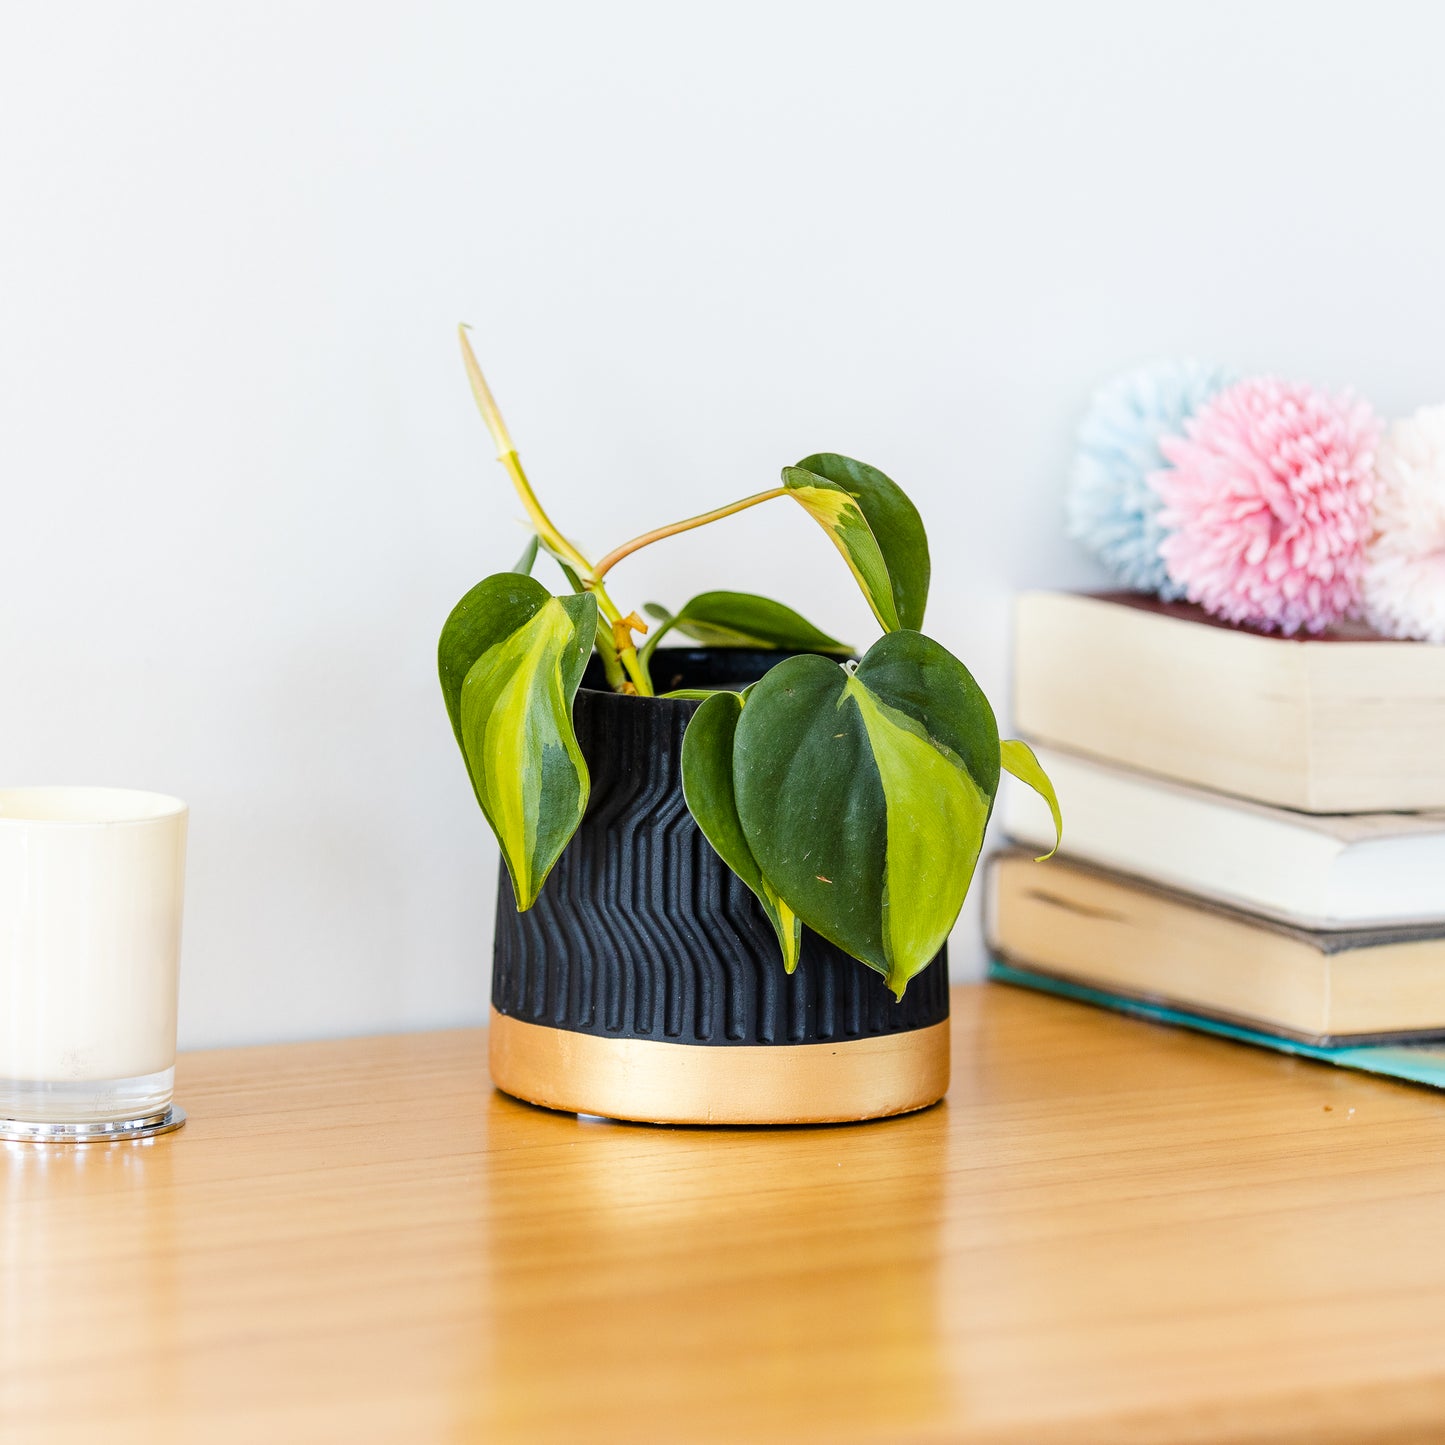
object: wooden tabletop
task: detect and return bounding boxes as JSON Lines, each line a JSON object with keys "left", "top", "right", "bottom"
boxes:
{"left": 7, "top": 983, "right": 1445, "bottom": 1444}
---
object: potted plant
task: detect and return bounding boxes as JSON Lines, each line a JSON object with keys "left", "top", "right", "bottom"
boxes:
{"left": 441, "top": 328, "right": 1060, "bottom": 1124}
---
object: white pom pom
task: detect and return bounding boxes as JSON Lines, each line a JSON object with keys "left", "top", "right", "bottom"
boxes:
{"left": 1363, "top": 405, "right": 1445, "bottom": 645}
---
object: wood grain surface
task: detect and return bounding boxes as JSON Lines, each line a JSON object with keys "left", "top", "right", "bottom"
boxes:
{"left": 6, "top": 983, "right": 1445, "bottom": 1444}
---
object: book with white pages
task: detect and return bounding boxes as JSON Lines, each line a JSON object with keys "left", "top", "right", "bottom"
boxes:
{"left": 985, "top": 850, "right": 1445, "bottom": 1042}
{"left": 1012, "top": 591, "right": 1445, "bottom": 813}
{"left": 1003, "top": 744, "right": 1445, "bottom": 931}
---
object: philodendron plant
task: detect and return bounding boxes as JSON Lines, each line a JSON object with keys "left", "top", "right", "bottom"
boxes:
{"left": 441, "top": 328, "right": 1061, "bottom": 999}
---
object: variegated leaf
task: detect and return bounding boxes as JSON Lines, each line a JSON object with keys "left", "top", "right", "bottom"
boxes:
{"left": 1000, "top": 738, "right": 1062, "bottom": 860}
{"left": 730, "top": 631, "right": 999, "bottom": 998}
{"left": 643, "top": 590, "right": 849, "bottom": 657}
{"left": 438, "top": 574, "right": 596, "bottom": 908}
{"left": 782, "top": 454, "right": 931, "bottom": 633}
{"left": 681, "top": 689, "right": 802, "bottom": 972}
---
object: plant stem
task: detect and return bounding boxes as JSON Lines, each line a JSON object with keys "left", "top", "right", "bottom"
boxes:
{"left": 592, "top": 618, "right": 628, "bottom": 690}
{"left": 607, "top": 618, "right": 651, "bottom": 695}
{"left": 461, "top": 327, "right": 593, "bottom": 579}
{"left": 497, "top": 443, "right": 650, "bottom": 689}
{"left": 636, "top": 608, "right": 676, "bottom": 670}
{"left": 591, "top": 488, "right": 789, "bottom": 580}
{"left": 459, "top": 325, "right": 654, "bottom": 695}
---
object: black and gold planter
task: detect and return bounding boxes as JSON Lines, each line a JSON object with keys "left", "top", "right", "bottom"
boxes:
{"left": 489, "top": 649, "right": 950, "bottom": 1125}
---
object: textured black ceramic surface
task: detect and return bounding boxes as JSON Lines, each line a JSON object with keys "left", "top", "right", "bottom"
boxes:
{"left": 491, "top": 649, "right": 950, "bottom": 1047}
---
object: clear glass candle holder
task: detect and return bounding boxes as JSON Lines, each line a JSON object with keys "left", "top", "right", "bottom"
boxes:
{"left": 0, "top": 787, "right": 188, "bottom": 1141}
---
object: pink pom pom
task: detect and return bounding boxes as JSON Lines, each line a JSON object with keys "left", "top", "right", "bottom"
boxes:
{"left": 1151, "top": 378, "right": 1379, "bottom": 635}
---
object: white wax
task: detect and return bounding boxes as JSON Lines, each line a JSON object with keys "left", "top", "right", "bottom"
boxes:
{"left": 0, "top": 788, "right": 187, "bottom": 1082}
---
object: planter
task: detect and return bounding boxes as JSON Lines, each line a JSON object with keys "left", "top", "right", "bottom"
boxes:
{"left": 489, "top": 648, "right": 950, "bottom": 1125}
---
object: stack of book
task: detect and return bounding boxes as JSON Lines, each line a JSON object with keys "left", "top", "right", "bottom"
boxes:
{"left": 987, "top": 590, "right": 1445, "bottom": 1089}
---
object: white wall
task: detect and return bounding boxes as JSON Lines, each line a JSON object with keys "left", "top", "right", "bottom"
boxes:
{"left": 4, "top": 1, "right": 1444, "bottom": 1048}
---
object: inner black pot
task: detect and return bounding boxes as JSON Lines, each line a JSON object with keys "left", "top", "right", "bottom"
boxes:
{"left": 491, "top": 647, "right": 950, "bottom": 1049}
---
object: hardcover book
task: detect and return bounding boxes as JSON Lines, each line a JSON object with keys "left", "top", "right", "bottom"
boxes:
{"left": 984, "top": 850, "right": 1445, "bottom": 1044}
{"left": 1002, "top": 745, "right": 1445, "bottom": 931}
{"left": 1012, "top": 590, "right": 1445, "bottom": 813}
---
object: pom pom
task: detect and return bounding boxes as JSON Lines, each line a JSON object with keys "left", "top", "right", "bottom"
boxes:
{"left": 1066, "top": 360, "right": 1233, "bottom": 595}
{"left": 1363, "top": 404, "right": 1445, "bottom": 644}
{"left": 1153, "top": 378, "right": 1379, "bottom": 635}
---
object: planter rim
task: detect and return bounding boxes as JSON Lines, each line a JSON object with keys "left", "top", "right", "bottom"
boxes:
{"left": 585, "top": 644, "right": 854, "bottom": 703}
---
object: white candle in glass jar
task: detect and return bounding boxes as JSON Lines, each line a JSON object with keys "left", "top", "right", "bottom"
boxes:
{"left": 0, "top": 788, "right": 187, "bottom": 1125}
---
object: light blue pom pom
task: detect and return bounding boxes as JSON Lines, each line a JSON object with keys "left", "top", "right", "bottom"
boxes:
{"left": 1066, "top": 360, "right": 1234, "bottom": 596}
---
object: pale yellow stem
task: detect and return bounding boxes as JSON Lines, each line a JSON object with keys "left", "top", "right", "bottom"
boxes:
{"left": 457, "top": 325, "right": 655, "bottom": 695}
{"left": 458, "top": 324, "right": 515, "bottom": 454}
{"left": 592, "top": 488, "right": 789, "bottom": 580}
{"left": 459, "top": 325, "right": 594, "bottom": 581}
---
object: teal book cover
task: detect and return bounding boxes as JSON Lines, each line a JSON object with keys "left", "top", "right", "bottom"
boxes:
{"left": 988, "top": 960, "right": 1445, "bottom": 1091}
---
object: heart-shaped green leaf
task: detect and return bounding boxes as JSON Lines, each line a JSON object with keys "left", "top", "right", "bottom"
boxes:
{"left": 782, "top": 454, "right": 930, "bottom": 633}
{"left": 681, "top": 690, "right": 801, "bottom": 972}
{"left": 643, "top": 590, "right": 850, "bottom": 658}
{"left": 438, "top": 574, "right": 597, "bottom": 909}
{"left": 1000, "top": 739, "right": 1062, "bottom": 861}
{"left": 729, "top": 631, "right": 998, "bottom": 997}
{"left": 440, "top": 573, "right": 558, "bottom": 751}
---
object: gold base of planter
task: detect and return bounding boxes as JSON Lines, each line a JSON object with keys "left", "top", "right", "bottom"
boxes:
{"left": 489, "top": 1008, "right": 950, "bottom": 1125}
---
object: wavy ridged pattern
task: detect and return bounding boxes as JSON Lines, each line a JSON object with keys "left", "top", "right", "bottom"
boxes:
{"left": 492, "top": 655, "right": 949, "bottom": 1048}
